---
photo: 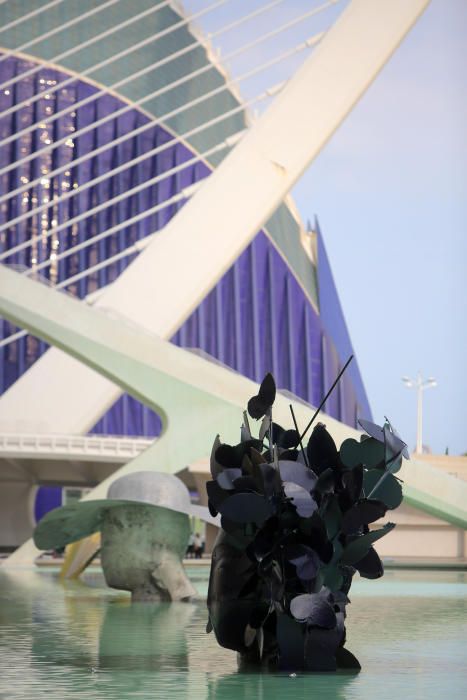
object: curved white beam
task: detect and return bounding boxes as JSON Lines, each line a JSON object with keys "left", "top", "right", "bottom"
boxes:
{"left": 0, "top": 263, "right": 465, "bottom": 568}
{"left": 0, "top": 0, "right": 430, "bottom": 436}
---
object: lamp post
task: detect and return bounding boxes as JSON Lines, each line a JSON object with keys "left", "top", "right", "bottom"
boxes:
{"left": 401, "top": 372, "right": 437, "bottom": 454}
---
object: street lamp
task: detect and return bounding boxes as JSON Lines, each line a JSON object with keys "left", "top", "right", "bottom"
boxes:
{"left": 401, "top": 372, "right": 437, "bottom": 455}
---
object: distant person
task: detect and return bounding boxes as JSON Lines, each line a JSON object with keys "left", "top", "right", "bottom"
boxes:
{"left": 186, "top": 533, "right": 195, "bottom": 558}
{"left": 193, "top": 532, "right": 202, "bottom": 559}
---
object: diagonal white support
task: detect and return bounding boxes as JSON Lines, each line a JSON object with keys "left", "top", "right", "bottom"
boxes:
{"left": 0, "top": 0, "right": 430, "bottom": 438}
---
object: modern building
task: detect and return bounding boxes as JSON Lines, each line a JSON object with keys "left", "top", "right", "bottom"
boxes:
{"left": 2, "top": 1, "right": 464, "bottom": 564}
{"left": 0, "top": 1, "right": 371, "bottom": 533}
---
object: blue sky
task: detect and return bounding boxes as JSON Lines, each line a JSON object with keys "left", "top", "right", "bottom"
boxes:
{"left": 188, "top": 0, "right": 466, "bottom": 454}
{"left": 291, "top": 0, "right": 466, "bottom": 455}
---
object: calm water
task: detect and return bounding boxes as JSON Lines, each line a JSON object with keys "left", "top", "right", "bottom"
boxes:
{"left": 0, "top": 565, "right": 466, "bottom": 700}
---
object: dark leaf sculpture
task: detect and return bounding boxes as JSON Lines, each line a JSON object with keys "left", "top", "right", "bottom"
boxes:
{"left": 207, "top": 373, "right": 407, "bottom": 672}
{"left": 247, "top": 372, "right": 276, "bottom": 419}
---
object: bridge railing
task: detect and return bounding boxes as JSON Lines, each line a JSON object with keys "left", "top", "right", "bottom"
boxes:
{"left": 0, "top": 433, "right": 154, "bottom": 461}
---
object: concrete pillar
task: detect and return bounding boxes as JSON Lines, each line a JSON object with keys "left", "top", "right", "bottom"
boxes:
{"left": 0, "top": 482, "right": 37, "bottom": 550}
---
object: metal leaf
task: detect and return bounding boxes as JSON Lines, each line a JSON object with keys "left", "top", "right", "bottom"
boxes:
{"left": 335, "top": 646, "right": 361, "bottom": 671}
{"left": 383, "top": 423, "right": 407, "bottom": 470}
{"left": 240, "top": 424, "right": 251, "bottom": 443}
{"left": 272, "top": 423, "right": 300, "bottom": 449}
{"left": 258, "top": 373, "right": 276, "bottom": 406}
{"left": 315, "top": 467, "right": 335, "bottom": 495}
{"left": 340, "top": 523, "right": 396, "bottom": 565}
{"left": 241, "top": 454, "right": 254, "bottom": 475}
{"left": 322, "top": 565, "right": 343, "bottom": 592}
{"left": 233, "top": 475, "right": 259, "bottom": 492}
{"left": 276, "top": 613, "right": 306, "bottom": 671}
{"left": 358, "top": 418, "right": 384, "bottom": 442}
{"left": 249, "top": 447, "right": 267, "bottom": 466}
{"left": 260, "top": 463, "right": 281, "bottom": 496}
{"left": 299, "top": 512, "right": 333, "bottom": 564}
{"left": 339, "top": 438, "right": 362, "bottom": 469}
{"left": 383, "top": 420, "right": 409, "bottom": 459}
{"left": 359, "top": 437, "right": 385, "bottom": 468}
{"left": 248, "top": 518, "right": 279, "bottom": 562}
{"left": 285, "top": 545, "right": 320, "bottom": 581}
{"left": 279, "top": 461, "right": 317, "bottom": 491}
{"left": 341, "top": 499, "right": 387, "bottom": 533}
{"left": 247, "top": 395, "right": 265, "bottom": 420}
{"left": 360, "top": 418, "right": 409, "bottom": 460}
{"left": 341, "top": 465, "right": 363, "bottom": 504}
{"left": 364, "top": 469, "right": 403, "bottom": 509}
{"left": 247, "top": 374, "right": 276, "bottom": 419}
{"left": 304, "top": 628, "right": 338, "bottom": 672}
{"left": 306, "top": 423, "right": 338, "bottom": 475}
{"left": 217, "top": 493, "right": 273, "bottom": 526}
{"left": 281, "top": 429, "right": 300, "bottom": 449}
{"left": 279, "top": 448, "right": 299, "bottom": 461}
{"left": 354, "top": 546, "right": 384, "bottom": 579}
{"left": 242, "top": 411, "right": 252, "bottom": 439}
{"left": 259, "top": 413, "right": 271, "bottom": 441}
{"left": 210, "top": 434, "right": 223, "bottom": 478}
{"left": 206, "top": 480, "right": 229, "bottom": 514}
{"left": 290, "top": 594, "right": 337, "bottom": 629}
{"left": 218, "top": 517, "right": 255, "bottom": 551}
{"left": 244, "top": 623, "right": 256, "bottom": 647}
{"left": 386, "top": 452, "right": 403, "bottom": 474}
{"left": 321, "top": 495, "right": 342, "bottom": 540}
{"left": 215, "top": 443, "right": 238, "bottom": 468}
{"left": 283, "top": 482, "right": 318, "bottom": 517}
{"left": 297, "top": 557, "right": 320, "bottom": 581}
{"left": 217, "top": 468, "right": 242, "bottom": 490}
{"left": 257, "top": 627, "right": 264, "bottom": 660}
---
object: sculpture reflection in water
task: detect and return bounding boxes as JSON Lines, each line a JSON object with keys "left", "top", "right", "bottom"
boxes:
{"left": 98, "top": 600, "right": 196, "bottom": 671}
{"left": 34, "top": 472, "right": 217, "bottom": 601}
{"left": 206, "top": 371, "right": 407, "bottom": 672}
{"left": 206, "top": 669, "right": 357, "bottom": 700}
{"left": 25, "top": 576, "right": 196, "bottom": 682}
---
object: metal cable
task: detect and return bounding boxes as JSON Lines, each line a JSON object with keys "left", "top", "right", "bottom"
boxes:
{"left": 1, "top": 81, "right": 282, "bottom": 262}
{"left": 0, "top": 0, "right": 66, "bottom": 37}
{"left": 0, "top": 80, "right": 283, "bottom": 252}
{"left": 0, "top": 0, "right": 172, "bottom": 92}
{"left": 0, "top": 82, "right": 286, "bottom": 349}
{"left": 0, "top": 0, "right": 277, "bottom": 144}
{"left": 0, "top": 1, "right": 333, "bottom": 184}
{"left": 0, "top": 0, "right": 235, "bottom": 124}
{"left": 0, "top": 188, "right": 191, "bottom": 349}
{"left": 0, "top": 27, "right": 318, "bottom": 208}
{"left": 26, "top": 133, "right": 243, "bottom": 276}
{"left": 0, "top": 0, "right": 121, "bottom": 72}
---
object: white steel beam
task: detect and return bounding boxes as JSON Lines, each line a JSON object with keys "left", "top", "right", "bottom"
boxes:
{"left": 0, "top": 262, "right": 465, "bottom": 567}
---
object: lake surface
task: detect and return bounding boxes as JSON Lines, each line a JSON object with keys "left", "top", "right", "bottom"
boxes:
{"left": 0, "top": 565, "right": 466, "bottom": 699}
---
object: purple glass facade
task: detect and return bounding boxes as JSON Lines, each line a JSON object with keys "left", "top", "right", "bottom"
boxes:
{"left": 1, "top": 55, "right": 371, "bottom": 444}
{"left": 34, "top": 486, "right": 62, "bottom": 524}
{"left": 315, "top": 218, "right": 372, "bottom": 421}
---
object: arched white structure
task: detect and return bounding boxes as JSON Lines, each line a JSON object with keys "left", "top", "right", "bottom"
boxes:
{"left": 0, "top": 0, "right": 430, "bottom": 436}
{"left": 0, "top": 261, "right": 465, "bottom": 567}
